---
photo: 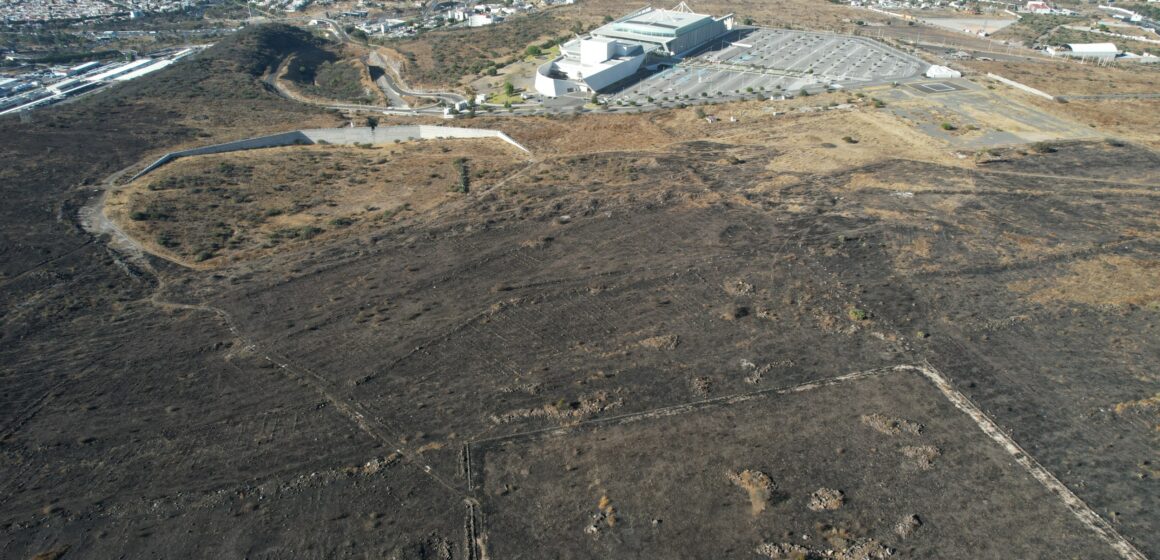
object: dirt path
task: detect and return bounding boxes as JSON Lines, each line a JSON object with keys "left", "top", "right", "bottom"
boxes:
{"left": 911, "top": 362, "right": 1147, "bottom": 560}
{"left": 78, "top": 163, "right": 475, "bottom": 502}
{"left": 975, "top": 167, "right": 1160, "bottom": 189}
{"left": 79, "top": 165, "right": 194, "bottom": 270}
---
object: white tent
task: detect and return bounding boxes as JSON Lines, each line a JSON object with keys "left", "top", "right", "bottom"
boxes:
{"left": 925, "top": 65, "right": 962, "bottom": 79}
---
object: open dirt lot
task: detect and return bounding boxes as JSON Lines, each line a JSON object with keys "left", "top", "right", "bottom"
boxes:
{"left": 3, "top": 22, "right": 1159, "bottom": 560}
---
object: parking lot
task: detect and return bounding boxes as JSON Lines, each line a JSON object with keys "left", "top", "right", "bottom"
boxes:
{"left": 612, "top": 28, "right": 927, "bottom": 105}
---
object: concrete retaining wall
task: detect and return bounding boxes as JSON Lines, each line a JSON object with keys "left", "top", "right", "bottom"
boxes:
{"left": 130, "top": 125, "right": 530, "bottom": 182}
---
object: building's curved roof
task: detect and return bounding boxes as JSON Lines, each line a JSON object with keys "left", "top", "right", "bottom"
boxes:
{"left": 1065, "top": 42, "right": 1118, "bottom": 54}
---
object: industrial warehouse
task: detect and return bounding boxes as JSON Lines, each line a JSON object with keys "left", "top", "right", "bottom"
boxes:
{"left": 535, "top": 3, "right": 734, "bottom": 97}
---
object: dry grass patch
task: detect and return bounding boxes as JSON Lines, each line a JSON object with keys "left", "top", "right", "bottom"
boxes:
{"left": 728, "top": 469, "right": 775, "bottom": 516}
{"left": 807, "top": 487, "right": 845, "bottom": 511}
{"left": 1028, "top": 97, "right": 1160, "bottom": 150}
{"left": 639, "top": 334, "right": 679, "bottom": 350}
{"left": 860, "top": 413, "right": 923, "bottom": 436}
{"left": 108, "top": 139, "right": 526, "bottom": 267}
{"left": 1009, "top": 255, "right": 1160, "bottom": 307}
{"left": 1114, "top": 393, "right": 1160, "bottom": 415}
{"left": 900, "top": 445, "right": 941, "bottom": 470}
{"left": 963, "top": 60, "right": 1160, "bottom": 97}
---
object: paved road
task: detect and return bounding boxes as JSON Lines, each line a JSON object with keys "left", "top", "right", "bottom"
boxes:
{"left": 365, "top": 51, "right": 465, "bottom": 107}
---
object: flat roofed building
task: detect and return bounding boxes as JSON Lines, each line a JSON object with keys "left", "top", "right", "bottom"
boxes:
{"left": 534, "top": 3, "right": 734, "bottom": 98}
{"left": 593, "top": 5, "right": 733, "bottom": 57}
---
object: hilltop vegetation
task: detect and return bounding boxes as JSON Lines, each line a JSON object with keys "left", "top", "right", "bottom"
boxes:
{"left": 385, "top": 11, "right": 574, "bottom": 87}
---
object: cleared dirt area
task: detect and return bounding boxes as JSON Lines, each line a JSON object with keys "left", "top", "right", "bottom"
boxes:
{"left": 106, "top": 140, "right": 528, "bottom": 266}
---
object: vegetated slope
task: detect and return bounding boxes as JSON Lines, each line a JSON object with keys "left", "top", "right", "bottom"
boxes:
{"left": 385, "top": 11, "right": 573, "bottom": 88}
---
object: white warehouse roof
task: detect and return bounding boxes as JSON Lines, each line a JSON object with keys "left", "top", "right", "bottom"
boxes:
{"left": 1065, "top": 43, "right": 1118, "bottom": 54}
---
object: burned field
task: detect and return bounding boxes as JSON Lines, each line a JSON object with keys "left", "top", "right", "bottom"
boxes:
{"left": 6, "top": 136, "right": 1152, "bottom": 558}
{"left": 475, "top": 367, "right": 1117, "bottom": 559}
{"left": 3, "top": 26, "right": 1160, "bottom": 559}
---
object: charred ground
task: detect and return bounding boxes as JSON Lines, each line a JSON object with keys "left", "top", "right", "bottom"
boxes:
{"left": 2, "top": 23, "right": 1158, "bottom": 560}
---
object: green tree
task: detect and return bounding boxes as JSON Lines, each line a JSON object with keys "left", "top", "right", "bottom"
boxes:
{"left": 526, "top": 45, "right": 542, "bottom": 57}
{"left": 504, "top": 81, "right": 515, "bottom": 97}
{"left": 366, "top": 116, "right": 379, "bottom": 131}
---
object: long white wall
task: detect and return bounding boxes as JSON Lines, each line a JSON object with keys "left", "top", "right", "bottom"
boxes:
{"left": 130, "top": 125, "right": 530, "bottom": 182}
{"left": 986, "top": 73, "right": 1055, "bottom": 100}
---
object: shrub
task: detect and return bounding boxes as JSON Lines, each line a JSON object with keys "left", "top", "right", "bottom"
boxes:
{"left": 156, "top": 231, "right": 179, "bottom": 248}
{"left": 453, "top": 157, "right": 469, "bottom": 193}
{"left": 940, "top": 122, "right": 956, "bottom": 131}
{"left": 842, "top": 136, "right": 858, "bottom": 144}
{"left": 847, "top": 307, "right": 868, "bottom": 321}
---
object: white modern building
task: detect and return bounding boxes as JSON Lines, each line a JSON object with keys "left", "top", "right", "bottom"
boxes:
{"left": 535, "top": 3, "right": 734, "bottom": 98}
